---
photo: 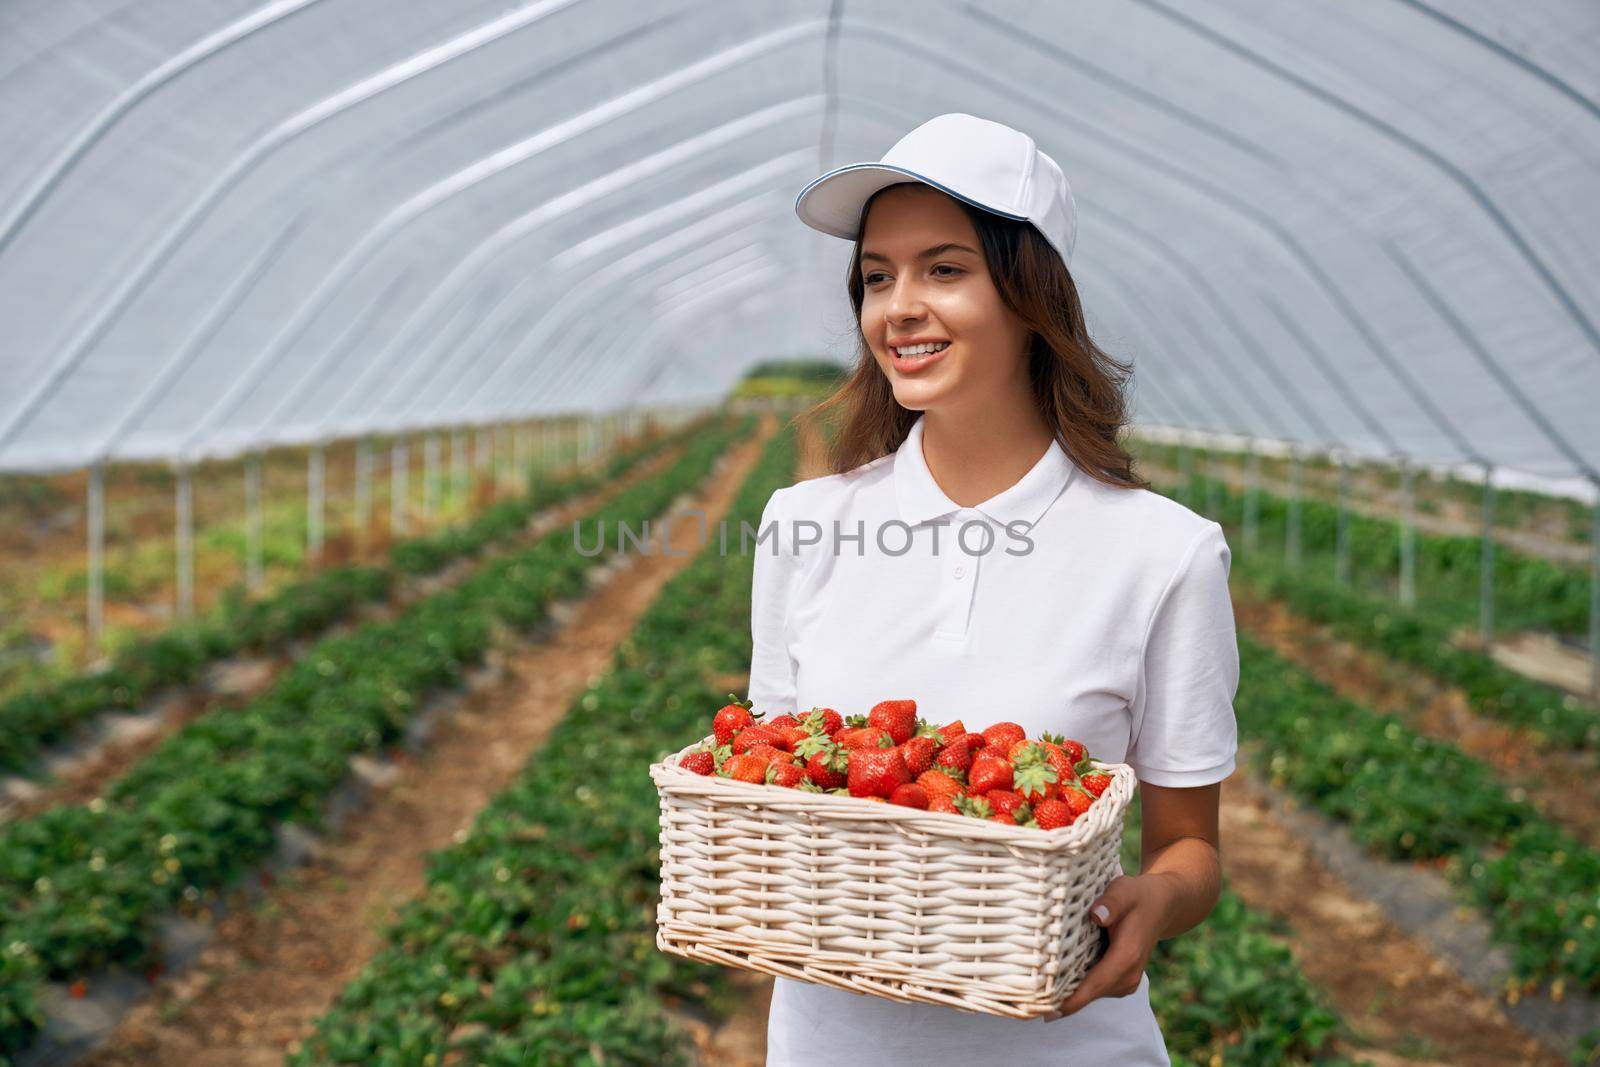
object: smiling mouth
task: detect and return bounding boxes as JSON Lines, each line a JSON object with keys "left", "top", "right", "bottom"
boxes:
{"left": 890, "top": 342, "right": 950, "bottom": 371}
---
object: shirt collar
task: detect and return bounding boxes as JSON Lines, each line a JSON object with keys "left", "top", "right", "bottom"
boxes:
{"left": 893, "top": 413, "right": 1077, "bottom": 530}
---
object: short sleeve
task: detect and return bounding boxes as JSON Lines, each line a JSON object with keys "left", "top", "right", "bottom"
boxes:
{"left": 1126, "top": 521, "right": 1240, "bottom": 788}
{"left": 748, "top": 487, "right": 800, "bottom": 718}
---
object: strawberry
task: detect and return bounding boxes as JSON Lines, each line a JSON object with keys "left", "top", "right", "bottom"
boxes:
{"left": 1037, "top": 741, "right": 1078, "bottom": 784}
{"left": 848, "top": 746, "right": 911, "bottom": 798}
{"left": 801, "top": 707, "right": 844, "bottom": 736}
{"left": 713, "top": 695, "right": 761, "bottom": 745}
{"left": 957, "top": 733, "right": 988, "bottom": 756}
{"left": 991, "top": 810, "right": 1017, "bottom": 825}
{"left": 69, "top": 980, "right": 87, "bottom": 999}
{"left": 746, "top": 743, "right": 795, "bottom": 766}
{"left": 767, "top": 714, "right": 801, "bottom": 730}
{"left": 917, "top": 768, "right": 965, "bottom": 801}
{"left": 1060, "top": 780, "right": 1095, "bottom": 819}
{"left": 868, "top": 699, "right": 918, "bottom": 745}
{"left": 928, "top": 794, "right": 960, "bottom": 814}
{"left": 768, "top": 762, "right": 807, "bottom": 788}
{"left": 804, "top": 743, "right": 849, "bottom": 790}
{"left": 889, "top": 783, "right": 929, "bottom": 809}
{"left": 981, "top": 722, "right": 1026, "bottom": 752}
{"left": 724, "top": 753, "right": 770, "bottom": 783}
{"left": 968, "top": 752, "right": 1013, "bottom": 794}
{"left": 1041, "top": 731, "right": 1086, "bottom": 767}
{"left": 1032, "top": 797, "right": 1075, "bottom": 829}
{"left": 1080, "top": 770, "right": 1112, "bottom": 798}
{"left": 679, "top": 750, "right": 715, "bottom": 776}
{"left": 985, "top": 790, "right": 1027, "bottom": 818}
{"left": 775, "top": 726, "right": 811, "bottom": 752}
{"left": 1011, "top": 746, "right": 1060, "bottom": 804}
{"left": 834, "top": 726, "right": 891, "bottom": 750}
{"left": 939, "top": 719, "right": 966, "bottom": 741}
{"left": 731, "top": 724, "right": 785, "bottom": 755}
{"left": 934, "top": 742, "right": 973, "bottom": 774}
{"left": 954, "top": 794, "right": 993, "bottom": 820}
{"left": 899, "top": 735, "right": 940, "bottom": 776}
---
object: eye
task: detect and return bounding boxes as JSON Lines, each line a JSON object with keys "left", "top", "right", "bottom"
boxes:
{"left": 933, "top": 264, "right": 962, "bottom": 277}
{"left": 862, "top": 271, "right": 886, "bottom": 285}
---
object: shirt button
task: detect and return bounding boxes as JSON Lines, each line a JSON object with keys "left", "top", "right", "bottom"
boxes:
{"left": 953, "top": 564, "right": 966, "bottom": 579}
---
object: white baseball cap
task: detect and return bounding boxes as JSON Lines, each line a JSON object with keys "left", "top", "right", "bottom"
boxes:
{"left": 793, "top": 112, "right": 1078, "bottom": 268}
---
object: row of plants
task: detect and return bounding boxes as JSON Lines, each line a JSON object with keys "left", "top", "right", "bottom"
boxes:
{"left": 1230, "top": 551, "right": 1598, "bottom": 751}
{"left": 1146, "top": 468, "right": 1593, "bottom": 643}
{"left": 0, "top": 416, "right": 751, "bottom": 1059}
{"left": 1121, "top": 803, "right": 1355, "bottom": 1066}
{"left": 0, "top": 421, "right": 702, "bottom": 775}
{"left": 1134, "top": 438, "right": 1594, "bottom": 545}
{"left": 291, "top": 423, "right": 1355, "bottom": 1066}
{"left": 1234, "top": 633, "right": 1600, "bottom": 995}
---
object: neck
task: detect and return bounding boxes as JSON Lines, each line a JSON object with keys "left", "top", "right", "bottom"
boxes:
{"left": 918, "top": 399, "right": 1056, "bottom": 509}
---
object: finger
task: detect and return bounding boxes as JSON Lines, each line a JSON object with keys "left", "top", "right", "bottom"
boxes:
{"left": 1056, "top": 934, "right": 1144, "bottom": 1017}
{"left": 1088, "top": 875, "right": 1141, "bottom": 927}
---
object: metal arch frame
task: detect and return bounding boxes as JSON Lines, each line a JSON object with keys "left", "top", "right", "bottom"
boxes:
{"left": 315, "top": 150, "right": 816, "bottom": 437}
{"left": 1073, "top": 261, "right": 1236, "bottom": 437}
{"left": 0, "top": 0, "right": 608, "bottom": 455}
{"left": 410, "top": 195, "right": 794, "bottom": 431}
{"left": 522, "top": 264, "right": 780, "bottom": 421}
{"left": 1130, "top": 0, "right": 1600, "bottom": 368}
{"left": 496, "top": 247, "right": 788, "bottom": 422}
{"left": 3, "top": 4, "right": 1587, "bottom": 470}
{"left": 558, "top": 266, "right": 783, "bottom": 414}
{"left": 0, "top": 0, "right": 330, "bottom": 260}
{"left": 843, "top": 18, "right": 1469, "bottom": 461}
{"left": 176, "top": 51, "right": 823, "bottom": 458}
{"left": 1383, "top": 239, "right": 1599, "bottom": 481}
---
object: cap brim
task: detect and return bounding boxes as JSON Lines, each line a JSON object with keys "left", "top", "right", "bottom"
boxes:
{"left": 793, "top": 162, "right": 1026, "bottom": 241}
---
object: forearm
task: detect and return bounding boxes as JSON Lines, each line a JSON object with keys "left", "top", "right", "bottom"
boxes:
{"left": 1141, "top": 836, "right": 1221, "bottom": 940}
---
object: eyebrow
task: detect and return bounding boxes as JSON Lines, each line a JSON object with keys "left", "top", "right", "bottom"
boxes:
{"left": 859, "top": 242, "right": 980, "bottom": 265}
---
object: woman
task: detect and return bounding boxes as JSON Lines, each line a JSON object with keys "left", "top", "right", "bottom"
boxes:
{"left": 748, "top": 114, "right": 1240, "bottom": 1065}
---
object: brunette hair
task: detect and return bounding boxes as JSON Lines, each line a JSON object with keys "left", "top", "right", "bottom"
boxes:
{"left": 800, "top": 185, "right": 1150, "bottom": 491}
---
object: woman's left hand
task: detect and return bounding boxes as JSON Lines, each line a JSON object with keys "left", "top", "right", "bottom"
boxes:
{"left": 1042, "top": 873, "right": 1177, "bottom": 1021}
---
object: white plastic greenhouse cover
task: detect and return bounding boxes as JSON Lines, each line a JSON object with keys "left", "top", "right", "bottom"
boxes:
{"left": 0, "top": 0, "right": 1597, "bottom": 480}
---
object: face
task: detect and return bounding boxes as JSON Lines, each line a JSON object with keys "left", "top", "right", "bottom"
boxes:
{"left": 857, "top": 184, "right": 1033, "bottom": 415}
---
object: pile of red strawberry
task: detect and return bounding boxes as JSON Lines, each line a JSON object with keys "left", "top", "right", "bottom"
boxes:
{"left": 677, "top": 695, "right": 1113, "bottom": 830}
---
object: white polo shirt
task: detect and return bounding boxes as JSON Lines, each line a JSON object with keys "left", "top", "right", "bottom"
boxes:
{"left": 747, "top": 412, "right": 1240, "bottom": 1066}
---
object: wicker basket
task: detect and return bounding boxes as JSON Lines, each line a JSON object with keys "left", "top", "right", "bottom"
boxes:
{"left": 650, "top": 736, "right": 1137, "bottom": 1018}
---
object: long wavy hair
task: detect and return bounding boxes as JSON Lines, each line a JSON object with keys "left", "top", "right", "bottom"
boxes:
{"left": 801, "top": 185, "right": 1150, "bottom": 492}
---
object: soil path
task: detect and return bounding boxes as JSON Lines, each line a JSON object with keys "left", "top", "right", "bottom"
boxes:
{"left": 1218, "top": 767, "right": 1565, "bottom": 1066}
{"left": 78, "top": 419, "right": 774, "bottom": 1067}
{"left": 3, "top": 441, "right": 689, "bottom": 823}
{"left": 1229, "top": 579, "right": 1600, "bottom": 850}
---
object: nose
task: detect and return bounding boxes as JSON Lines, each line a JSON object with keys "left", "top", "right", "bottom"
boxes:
{"left": 885, "top": 272, "right": 928, "bottom": 324}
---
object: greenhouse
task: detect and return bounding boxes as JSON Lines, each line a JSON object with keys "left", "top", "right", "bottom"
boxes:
{"left": 0, "top": 1, "right": 1596, "bottom": 1064}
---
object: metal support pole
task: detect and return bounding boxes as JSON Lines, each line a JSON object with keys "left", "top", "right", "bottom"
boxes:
{"left": 1399, "top": 457, "right": 1416, "bottom": 609}
{"left": 1480, "top": 463, "right": 1495, "bottom": 649}
{"left": 1335, "top": 453, "right": 1350, "bottom": 585}
{"left": 1244, "top": 445, "right": 1260, "bottom": 555}
{"left": 423, "top": 432, "right": 440, "bottom": 521}
{"left": 391, "top": 438, "right": 409, "bottom": 536}
{"left": 246, "top": 453, "right": 263, "bottom": 591}
{"left": 307, "top": 444, "right": 325, "bottom": 561}
{"left": 475, "top": 426, "right": 492, "bottom": 474}
{"left": 451, "top": 429, "right": 467, "bottom": 510}
{"left": 1205, "top": 447, "right": 1221, "bottom": 519}
{"left": 175, "top": 462, "right": 194, "bottom": 621}
{"left": 355, "top": 437, "right": 372, "bottom": 552}
{"left": 1177, "top": 441, "right": 1192, "bottom": 508}
{"left": 1286, "top": 448, "right": 1302, "bottom": 570}
{"left": 1590, "top": 482, "right": 1599, "bottom": 698}
{"left": 87, "top": 462, "right": 104, "bottom": 661}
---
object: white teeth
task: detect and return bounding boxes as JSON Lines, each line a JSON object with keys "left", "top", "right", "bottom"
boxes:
{"left": 894, "top": 342, "right": 949, "bottom": 357}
